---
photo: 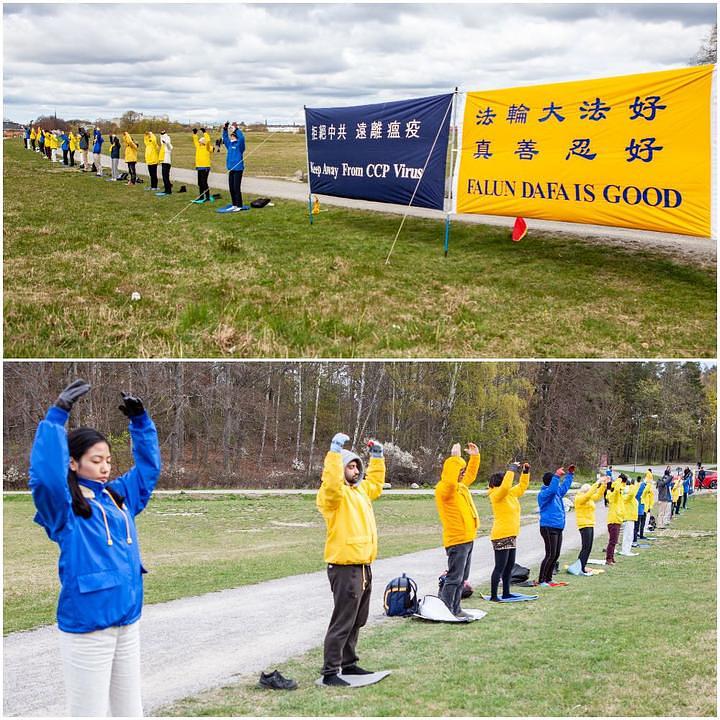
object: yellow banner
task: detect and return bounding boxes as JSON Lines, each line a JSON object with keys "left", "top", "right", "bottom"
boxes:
{"left": 454, "top": 66, "right": 714, "bottom": 237}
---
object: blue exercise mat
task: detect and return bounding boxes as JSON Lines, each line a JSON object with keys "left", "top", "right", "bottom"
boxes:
{"left": 480, "top": 593, "right": 538, "bottom": 603}
{"left": 215, "top": 204, "right": 235, "bottom": 213}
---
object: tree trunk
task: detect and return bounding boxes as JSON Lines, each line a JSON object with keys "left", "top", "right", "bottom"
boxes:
{"left": 258, "top": 367, "right": 272, "bottom": 467}
{"left": 307, "top": 366, "right": 322, "bottom": 478}
{"left": 351, "top": 363, "right": 366, "bottom": 449}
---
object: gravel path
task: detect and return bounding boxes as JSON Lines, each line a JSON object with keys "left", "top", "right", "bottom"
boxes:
{"left": 95, "top": 156, "right": 714, "bottom": 267}
{"left": 4, "top": 504, "right": 609, "bottom": 716}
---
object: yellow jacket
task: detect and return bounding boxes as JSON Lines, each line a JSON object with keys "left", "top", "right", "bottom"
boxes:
{"left": 622, "top": 482, "right": 639, "bottom": 522}
{"left": 574, "top": 481, "right": 605, "bottom": 529}
{"left": 641, "top": 481, "right": 654, "bottom": 512}
{"left": 644, "top": 470, "right": 653, "bottom": 484}
{"left": 30, "top": 128, "right": 37, "bottom": 140}
{"left": 434, "top": 453, "right": 480, "bottom": 547}
{"left": 193, "top": 131, "right": 213, "bottom": 167}
{"left": 316, "top": 451, "right": 385, "bottom": 565}
{"left": 488, "top": 468, "right": 530, "bottom": 540}
{"left": 606, "top": 479, "right": 625, "bottom": 524}
{"left": 671, "top": 478, "right": 682, "bottom": 501}
{"left": 68, "top": 132, "right": 78, "bottom": 152}
{"left": 144, "top": 132, "right": 160, "bottom": 164}
{"left": 123, "top": 133, "right": 138, "bottom": 162}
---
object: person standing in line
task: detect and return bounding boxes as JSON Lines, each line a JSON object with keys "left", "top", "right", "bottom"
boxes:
{"left": 605, "top": 474, "right": 624, "bottom": 564}
{"left": 92, "top": 127, "right": 104, "bottom": 176}
{"left": 108, "top": 134, "right": 122, "bottom": 180}
{"left": 573, "top": 478, "right": 605, "bottom": 574}
{"left": 123, "top": 132, "right": 138, "bottom": 186}
{"left": 656, "top": 468, "right": 673, "bottom": 528}
{"left": 28, "top": 379, "right": 161, "bottom": 716}
{"left": 631, "top": 475, "right": 647, "bottom": 546}
{"left": 222, "top": 121, "right": 247, "bottom": 211}
{"left": 60, "top": 130, "right": 70, "bottom": 166}
{"left": 78, "top": 127, "right": 90, "bottom": 170}
{"left": 157, "top": 130, "right": 173, "bottom": 196}
{"left": 535, "top": 465, "right": 574, "bottom": 586}
{"left": 641, "top": 474, "right": 655, "bottom": 534}
{"left": 671, "top": 472, "right": 682, "bottom": 516}
{"left": 68, "top": 129, "right": 78, "bottom": 167}
{"left": 316, "top": 433, "right": 385, "bottom": 687}
{"left": 38, "top": 127, "right": 47, "bottom": 157}
{"left": 49, "top": 130, "right": 59, "bottom": 163}
{"left": 682, "top": 468, "right": 692, "bottom": 509}
{"left": 434, "top": 442, "right": 481, "bottom": 615}
{"left": 487, "top": 461, "right": 531, "bottom": 600}
{"left": 191, "top": 127, "right": 213, "bottom": 204}
{"left": 618, "top": 475, "right": 639, "bottom": 556}
{"left": 30, "top": 125, "right": 37, "bottom": 151}
{"left": 24, "top": 124, "right": 31, "bottom": 149}
{"left": 143, "top": 131, "right": 160, "bottom": 191}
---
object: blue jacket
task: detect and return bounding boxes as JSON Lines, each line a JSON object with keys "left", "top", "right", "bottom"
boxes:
{"left": 93, "top": 130, "right": 103, "bottom": 153}
{"left": 60, "top": 133, "right": 69, "bottom": 151}
{"left": 222, "top": 126, "right": 245, "bottom": 171}
{"left": 538, "top": 472, "right": 573, "bottom": 529}
{"left": 29, "top": 405, "right": 162, "bottom": 633}
{"left": 635, "top": 481, "right": 647, "bottom": 515}
{"left": 683, "top": 475, "right": 692, "bottom": 493}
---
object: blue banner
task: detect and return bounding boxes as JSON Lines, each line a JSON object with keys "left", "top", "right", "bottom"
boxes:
{"left": 305, "top": 93, "right": 453, "bottom": 210}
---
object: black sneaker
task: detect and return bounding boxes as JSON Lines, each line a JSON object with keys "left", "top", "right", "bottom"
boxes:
{"left": 322, "top": 673, "right": 350, "bottom": 686}
{"left": 341, "top": 664, "right": 373, "bottom": 675}
{"left": 258, "top": 670, "right": 297, "bottom": 690}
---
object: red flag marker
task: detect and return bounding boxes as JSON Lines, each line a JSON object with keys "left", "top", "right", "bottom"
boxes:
{"left": 512, "top": 217, "right": 527, "bottom": 242}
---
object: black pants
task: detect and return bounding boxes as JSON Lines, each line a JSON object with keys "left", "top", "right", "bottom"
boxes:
{"left": 161, "top": 163, "right": 172, "bottom": 194}
{"left": 148, "top": 163, "right": 158, "bottom": 189}
{"left": 69, "top": 150, "right": 75, "bottom": 166}
{"left": 62, "top": 149, "right": 69, "bottom": 165}
{"left": 31, "top": 139, "right": 36, "bottom": 151}
{"left": 682, "top": 491, "right": 688, "bottom": 509}
{"left": 229, "top": 169, "right": 243, "bottom": 207}
{"left": 674, "top": 497, "right": 681, "bottom": 515}
{"left": 578, "top": 527, "right": 594, "bottom": 571}
{"left": 635, "top": 513, "right": 647, "bottom": 540}
{"left": 440, "top": 541, "right": 473, "bottom": 614}
{"left": 127, "top": 161, "right": 137, "bottom": 184}
{"left": 538, "top": 527, "right": 563, "bottom": 584}
{"left": 197, "top": 167, "right": 210, "bottom": 201}
{"left": 491, "top": 546, "right": 516, "bottom": 599}
{"left": 322, "top": 564, "right": 371, "bottom": 677}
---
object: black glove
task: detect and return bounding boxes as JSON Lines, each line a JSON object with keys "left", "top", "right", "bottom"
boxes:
{"left": 522, "top": 462, "right": 531, "bottom": 473}
{"left": 118, "top": 392, "right": 145, "bottom": 418}
{"left": 567, "top": 464, "right": 576, "bottom": 474}
{"left": 55, "top": 379, "right": 91, "bottom": 411}
{"left": 223, "top": 121, "right": 229, "bottom": 130}
{"left": 192, "top": 128, "right": 197, "bottom": 134}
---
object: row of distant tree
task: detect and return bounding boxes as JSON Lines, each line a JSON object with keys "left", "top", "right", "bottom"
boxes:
{"left": 3, "top": 361, "right": 715, "bottom": 489}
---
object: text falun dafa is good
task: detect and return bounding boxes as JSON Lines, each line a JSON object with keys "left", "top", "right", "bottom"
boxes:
{"left": 454, "top": 65, "right": 714, "bottom": 237}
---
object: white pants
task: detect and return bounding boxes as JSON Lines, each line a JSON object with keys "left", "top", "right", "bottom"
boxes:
{"left": 111, "top": 157, "right": 120, "bottom": 179}
{"left": 94, "top": 152, "right": 103, "bottom": 174}
{"left": 621, "top": 520, "right": 635, "bottom": 554}
{"left": 51, "top": 148, "right": 58, "bottom": 162}
{"left": 59, "top": 621, "right": 143, "bottom": 717}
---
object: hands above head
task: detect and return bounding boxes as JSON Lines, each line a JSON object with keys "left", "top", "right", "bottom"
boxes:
{"left": 223, "top": 121, "right": 229, "bottom": 130}
{"left": 330, "top": 432, "right": 350, "bottom": 453}
{"left": 450, "top": 443, "right": 462, "bottom": 457}
{"left": 567, "top": 464, "right": 576, "bottom": 474}
{"left": 522, "top": 462, "right": 531, "bottom": 473}
{"left": 507, "top": 460, "right": 521, "bottom": 472}
{"left": 55, "top": 379, "right": 91, "bottom": 412}
{"left": 555, "top": 466, "right": 566, "bottom": 477}
{"left": 118, "top": 392, "right": 145, "bottom": 418}
{"left": 465, "top": 442, "right": 479, "bottom": 456}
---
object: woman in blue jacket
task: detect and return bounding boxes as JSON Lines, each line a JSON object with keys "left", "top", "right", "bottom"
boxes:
{"left": 29, "top": 379, "right": 162, "bottom": 716}
{"left": 221, "top": 121, "right": 248, "bottom": 212}
{"left": 535, "top": 464, "right": 574, "bottom": 586}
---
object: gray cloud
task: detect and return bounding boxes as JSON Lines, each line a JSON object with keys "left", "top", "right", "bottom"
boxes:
{"left": 3, "top": 3, "right": 714, "bottom": 123}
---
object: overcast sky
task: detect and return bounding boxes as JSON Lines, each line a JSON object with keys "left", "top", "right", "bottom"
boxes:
{"left": 3, "top": 3, "right": 716, "bottom": 125}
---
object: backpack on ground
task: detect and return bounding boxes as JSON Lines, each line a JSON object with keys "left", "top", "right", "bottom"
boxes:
{"left": 383, "top": 574, "right": 419, "bottom": 617}
{"left": 648, "top": 515, "right": 657, "bottom": 531}
{"left": 438, "top": 571, "right": 473, "bottom": 598}
{"left": 250, "top": 197, "right": 272, "bottom": 208}
{"left": 510, "top": 563, "right": 530, "bottom": 584}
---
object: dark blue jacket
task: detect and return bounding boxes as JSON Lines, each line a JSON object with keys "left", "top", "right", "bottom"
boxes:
{"left": 60, "top": 133, "right": 69, "bottom": 151}
{"left": 538, "top": 472, "right": 574, "bottom": 529}
{"left": 93, "top": 130, "right": 103, "bottom": 153}
{"left": 29, "top": 406, "right": 162, "bottom": 633}
{"left": 222, "top": 126, "right": 245, "bottom": 171}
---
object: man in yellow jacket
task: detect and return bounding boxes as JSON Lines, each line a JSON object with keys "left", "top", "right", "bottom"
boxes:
{"left": 619, "top": 476, "right": 639, "bottom": 556}
{"left": 316, "top": 432, "right": 385, "bottom": 687}
{"left": 144, "top": 131, "right": 160, "bottom": 191}
{"left": 434, "top": 442, "right": 480, "bottom": 617}
{"left": 191, "top": 127, "right": 213, "bottom": 203}
{"left": 123, "top": 132, "right": 138, "bottom": 185}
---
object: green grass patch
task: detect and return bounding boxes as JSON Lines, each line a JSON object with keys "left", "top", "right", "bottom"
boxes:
{"left": 4, "top": 140, "right": 716, "bottom": 357}
{"left": 3, "top": 491, "right": 540, "bottom": 634}
{"left": 159, "top": 494, "right": 717, "bottom": 717}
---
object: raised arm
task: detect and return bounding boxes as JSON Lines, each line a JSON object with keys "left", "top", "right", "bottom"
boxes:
{"left": 316, "top": 433, "right": 349, "bottom": 515}
{"left": 29, "top": 380, "right": 91, "bottom": 541}
{"left": 107, "top": 394, "right": 161, "bottom": 517}
{"left": 362, "top": 440, "right": 386, "bottom": 502}
{"left": 461, "top": 444, "right": 481, "bottom": 487}
{"left": 558, "top": 466, "right": 575, "bottom": 498}
{"left": 510, "top": 463, "right": 531, "bottom": 497}
{"left": 590, "top": 480, "right": 605, "bottom": 502}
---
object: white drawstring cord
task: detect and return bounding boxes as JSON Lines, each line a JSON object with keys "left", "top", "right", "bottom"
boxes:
{"left": 104, "top": 489, "right": 133, "bottom": 544}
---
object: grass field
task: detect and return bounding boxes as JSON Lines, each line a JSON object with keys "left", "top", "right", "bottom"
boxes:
{"left": 159, "top": 494, "right": 717, "bottom": 717}
{"left": 3, "top": 491, "right": 542, "bottom": 634}
{"left": 4, "top": 140, "right": 716, "bottom": 358}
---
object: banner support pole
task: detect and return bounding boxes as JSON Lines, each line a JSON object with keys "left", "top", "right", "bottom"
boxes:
{"left": 303, "top": 104, "right": 313, "bottom": 226}
{"left": 444, "top": 214, "right": 451, "bottom": 256}
{"left": 444, "top": 86, "right": 460, "bottom": 256}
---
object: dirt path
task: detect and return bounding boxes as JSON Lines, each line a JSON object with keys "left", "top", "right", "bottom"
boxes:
{"left": 4, "top": 504, "right": 609, "bottom": 716}
{"left": 98, "top": 157, "right": 715, "bottom": 267}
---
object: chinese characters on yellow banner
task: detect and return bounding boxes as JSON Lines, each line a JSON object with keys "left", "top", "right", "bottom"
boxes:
{"left": 453, "top": 65, "right": 714, "bottom": 237}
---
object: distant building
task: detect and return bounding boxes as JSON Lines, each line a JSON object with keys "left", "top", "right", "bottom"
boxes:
{"left": 266, "top": 124, "right": 303, "bottom": 134}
